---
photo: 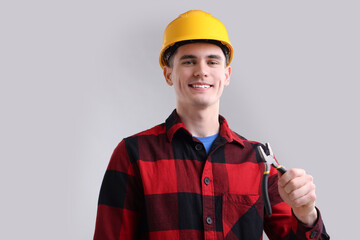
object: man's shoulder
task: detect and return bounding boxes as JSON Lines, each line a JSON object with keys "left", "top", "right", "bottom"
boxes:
{"left": 113, "top": 123, "right": 167, "bottom": 155}
{"left": 220, "top": 115, "right": 263, "bottom": 147}
{"left": 227, "top": 128, "right": 264, "bottom": 147}
{"left": 125, "top": 123, "right": 167, "bottom": 140}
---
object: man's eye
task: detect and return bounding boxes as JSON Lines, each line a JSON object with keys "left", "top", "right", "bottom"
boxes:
{"left": 208, "top": 60, "right": 220, "bottom": 65}
{"left": 182, "top": 60, "right": 195, "bottom": 65}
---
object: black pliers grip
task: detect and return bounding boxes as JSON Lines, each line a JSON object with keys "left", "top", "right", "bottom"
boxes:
{"left": 258, "top": 143, "right": 286, "bottom": 216}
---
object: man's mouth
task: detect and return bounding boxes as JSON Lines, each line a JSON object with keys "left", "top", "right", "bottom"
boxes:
{"left": 189, "top": 84, "right": 212, "bottom": 88}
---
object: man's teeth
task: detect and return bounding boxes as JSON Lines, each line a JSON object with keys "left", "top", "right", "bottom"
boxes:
{"left": 191, "top": 85, "right": 211, "bottom": 88}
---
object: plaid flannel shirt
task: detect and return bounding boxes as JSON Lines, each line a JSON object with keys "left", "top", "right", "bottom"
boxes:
{"left": 94, "top": 110, "right": 329, "bottom": 240}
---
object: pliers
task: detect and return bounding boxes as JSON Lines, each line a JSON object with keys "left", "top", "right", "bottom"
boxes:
{"left": 257, "top": 143, "right": 287, "bottom": 216}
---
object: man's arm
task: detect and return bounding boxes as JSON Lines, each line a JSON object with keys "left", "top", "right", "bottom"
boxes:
{"left": 277, "top": 168, "right": 317, "bottom": 226}
{"left": 264, "top": 167, "right": 330, "bottom": 239}
{"left": 94, "top": 140, "right": 143, "bottom": 240}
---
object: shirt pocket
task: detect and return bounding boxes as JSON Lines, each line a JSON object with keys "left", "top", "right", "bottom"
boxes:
{"left": 222, "top": 193, "right": 264, "bottom": 240}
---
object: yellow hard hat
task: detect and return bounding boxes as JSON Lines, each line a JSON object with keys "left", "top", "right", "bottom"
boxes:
{"left": 159, "top": 10, "right": 233, "bottom": 69}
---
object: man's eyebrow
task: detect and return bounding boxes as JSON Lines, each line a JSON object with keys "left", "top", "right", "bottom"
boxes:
{"left": 207, "top": 54, "right": 223, "bottom": 60}
{"left": 179, "top": 54, "right": 223, "bottom": 60}
{"left": 179, "top": 54, "right": 197, "bottom": 60}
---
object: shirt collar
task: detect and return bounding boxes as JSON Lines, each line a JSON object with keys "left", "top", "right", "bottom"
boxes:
{"left": 165, "top": 109, "right": 245, "bottom": 147}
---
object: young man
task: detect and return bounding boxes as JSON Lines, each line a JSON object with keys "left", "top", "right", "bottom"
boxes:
{"left": 94, "top": 10, "right": 329, "bottom": 240}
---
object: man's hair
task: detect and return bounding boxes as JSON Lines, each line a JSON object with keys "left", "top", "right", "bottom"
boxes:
{"left": 163, "top": 39, "right": 230, "bottom": 68}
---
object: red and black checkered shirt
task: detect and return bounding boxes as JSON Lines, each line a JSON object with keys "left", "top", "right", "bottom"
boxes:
{"left": 94, "top": 110, "right": 329, "bottom": 240}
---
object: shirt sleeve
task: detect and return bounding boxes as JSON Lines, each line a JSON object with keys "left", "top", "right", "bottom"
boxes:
{"left": 263, "top": 168, "right": 330, "bottom": 240}
{"left": 93, "top": 139, "right": 144, "bottom": 240}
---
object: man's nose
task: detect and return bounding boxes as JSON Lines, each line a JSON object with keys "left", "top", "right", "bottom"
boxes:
{"left": 194, "top": 62, "right": 208, "bottom": 78}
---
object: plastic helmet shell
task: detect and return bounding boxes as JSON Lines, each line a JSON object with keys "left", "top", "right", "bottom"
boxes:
{"left": 159, "top": 10, "right": 233, "bottom": 69}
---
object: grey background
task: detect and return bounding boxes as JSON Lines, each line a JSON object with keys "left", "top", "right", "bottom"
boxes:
{"left": 1, "top": 0, "right": 359, "bottom": 239}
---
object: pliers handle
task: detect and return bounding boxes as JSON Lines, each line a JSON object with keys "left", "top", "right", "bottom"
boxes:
{"left": 258, "top": 143, "right": 287, "bottom": 216}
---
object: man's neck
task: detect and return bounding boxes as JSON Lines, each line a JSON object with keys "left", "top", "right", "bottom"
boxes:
{"left": 176, "top": 104, "right": 220, "bottom": 137}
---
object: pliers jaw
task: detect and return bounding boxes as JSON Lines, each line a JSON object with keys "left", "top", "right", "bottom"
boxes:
{"left": 257, "top": 143, "right": 287, "bottom": 217}
{"left": 258, "top": 143, "right": 286, "bottom": 174}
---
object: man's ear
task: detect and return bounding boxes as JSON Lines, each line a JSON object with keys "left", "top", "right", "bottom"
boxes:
{"left": 224, "top": 65, "right": 231, "bottom": 86}
{"left": 163, "top": 66, "right": 173, "bottom": 86}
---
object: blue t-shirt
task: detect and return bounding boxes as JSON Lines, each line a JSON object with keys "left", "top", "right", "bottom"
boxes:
{"left": 194, "top": 132, "right": 219, "bottom": 154}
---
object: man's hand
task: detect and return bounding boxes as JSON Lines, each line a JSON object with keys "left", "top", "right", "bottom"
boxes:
{"left": 277, "top": 168, "right": 318, "bottom": 226}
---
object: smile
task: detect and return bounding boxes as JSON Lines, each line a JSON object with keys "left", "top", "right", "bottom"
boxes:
{"left": 189, "top": 84, "right": 212, "bottom": 88}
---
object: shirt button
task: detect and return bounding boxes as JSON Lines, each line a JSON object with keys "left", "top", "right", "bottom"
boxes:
{"left": 206, "top": 216, "right": 213, "bottom": 225}
{"left": 204, "top": 177, "right": 210, "bottom": 185}
{"left": 195, "top": 144, "right": 202, "bottom": 151}
{"left": 310, "top": 231, "right": 317, "bottom": 238}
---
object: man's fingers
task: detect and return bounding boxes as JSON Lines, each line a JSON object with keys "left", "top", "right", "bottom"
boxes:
{"left": 277, "top": 167, "right": 318, "bottom": 225}
{"left": 278, "top": 168, "right": 317, "bottom": 208}
{"left": 283, "top": 174, "right": 314, "bottom": 194}
{"left": 287, "top": 182, "right": 316, "bottom": 205}
{"left": 278, "top": 168, "right": 306, "bottom": 187}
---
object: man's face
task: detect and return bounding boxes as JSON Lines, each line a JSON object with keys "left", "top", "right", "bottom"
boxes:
{"left": 163, "top": 43, "right": 231, "bottom": 110}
